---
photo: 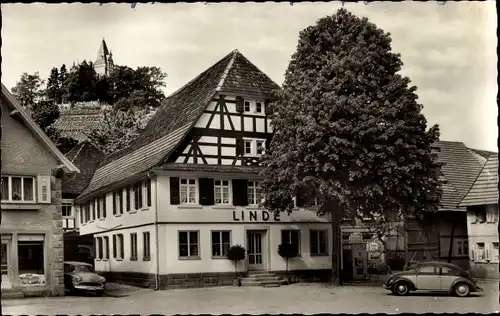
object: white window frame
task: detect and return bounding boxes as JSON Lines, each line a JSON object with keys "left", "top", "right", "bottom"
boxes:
{"left": 1, "top": 175, "right": 36, "bottom": 203}
{"left": 310, "top": 229, "right": 328, "bottom": 255}
{"left": 492, "top": 242, "right": 499, "bottom": 262}
{"left": 476, "top": 242, "right": 486, "bottom": 261}
{"left": 178, "top": 231, "right": 200, "bottom": 259}
{"left": 214, "top": 179, "right": 231, "bottom": 205}
{"left": 143, "top": 232, "right": 151, "bottom": 260}
{"left": 180, "top": 178, "right": 198, "bottom": 205}
{"left": 255, "top": 101, "right": 264, "bottom": 114}
{"left": 243, "top": 138, "right": 266, "bottom": 157}
{"left": 211, "top": 230, "right": 231, "bottom": 258}
{"left": 244, "top": 100, "right": 251, "bottom": 112}
{"left": 247, "top": 181, "right": 263, "bottom": 205}
{"left": 62, "top": 202, "right": 73, "bottom": 217}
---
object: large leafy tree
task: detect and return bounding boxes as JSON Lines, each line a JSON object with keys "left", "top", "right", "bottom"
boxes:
{"left": 64, "top": 60, "right": 98, "bottom": 104}
{"left": 46, "top": 67, "right": 61, "bottom": 103}
{"left": 11, "top": 72, "right": 45, "bottom": 108}
{"left": 260, "top": 8, "right": 442, "bottom": 286}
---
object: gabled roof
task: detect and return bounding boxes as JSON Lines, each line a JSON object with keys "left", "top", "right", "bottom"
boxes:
{"left": 433, "top": 141, "right": 484, "bottom": 210}
{"left": 62, "top": 140, "right": 106, "bottom": 196}
{"left": 76, "top": 50, "right": 280, "bottom": 201}
{"left": 469, "top": 148, "right": 496, "bottom": 160}
{"left": 459, "top": 154, "right": 498, "bottom": 207}
{"left": 52, "top": 106, "right": 104, "bottom": 143}
{"left": 1, "top": 83, "right": 80, "bottom": 174}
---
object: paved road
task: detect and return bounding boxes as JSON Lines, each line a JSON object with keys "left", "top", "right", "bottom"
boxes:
{"left": 2, "top": 281, "right": 498, "bottom": 314}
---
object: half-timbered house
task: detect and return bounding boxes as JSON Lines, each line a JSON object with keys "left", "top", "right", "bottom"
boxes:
{"left": 75, "top": 50, "right": 332, "bottom": 289}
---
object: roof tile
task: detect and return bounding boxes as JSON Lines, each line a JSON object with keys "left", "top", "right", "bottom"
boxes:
{"left": 459, "top": 154, "right": 498, "bottom": 207}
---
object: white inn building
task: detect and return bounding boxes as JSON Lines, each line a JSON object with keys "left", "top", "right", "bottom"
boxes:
{"left": 74, "top": 50, "right": 332, "bottom": 289}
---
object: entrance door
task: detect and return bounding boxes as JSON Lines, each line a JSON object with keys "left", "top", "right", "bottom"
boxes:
{"left": 247, "top": 231, "right": 263, "bottom": 271}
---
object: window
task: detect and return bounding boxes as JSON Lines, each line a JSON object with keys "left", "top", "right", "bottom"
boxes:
{"left": 95, "top": 198, "right": 100, "bottom": 219}
{"left": 475, "top": 208, "right": 486, "bottom": 223}
{"left": 18, "top": 236, "right": 44, "bottom": 281}
{"left": 255, "top": 102, "right": 262, "bottom": 113}
{"left": 113, "top": 234, "right": 124, "bottom": 259}
{"left": 103, "top": 237, "right": 109, "bottom": 259}
{"left": 143, "top": 232, "right": 151, "bottom": 260}
{"left": 476, "top": 242, "right": 485, "bottom": 260}
{"left": 418, "top": 266, "right": 437, "bottom": 274}
{"left": 179, "top": 231, "right": 199, "bottom": 258}
{"left": 281, "top": 230, "right": 300, "bottom": 254}
{"left": 310, "top": 230, "right": 328, "bottom": 255}
{"left": 134, "top": 183, "right": 143, "bottom": 210}
{"left": 130, "top": 233, "right": 137, "bottom": 260}
{"left": 244, "top": 101, "right": 251, "bottom": 112}
{"left": 492, "top": 242, "right": 499, "bottom": 261}
{"left": 180, "top": 179, "right": 197, "bottom": 204}
{"left": 248, "top": 181, "right": 263, "bottom": 205}
{"left": 62, "top": 203, "right": 72, "bottom": 217}
{"left": 113, "top": 191, "right": 123, "bottom": 215}
{"left": 456, "top": 239, "right": 469, "bottom": 256}
{"left": 85, "top": 203, "right": 91, "bottom": 222}
{"left": 256, "top": 141, "right": 265, "bottom": 155}
{"left": 244, "top": 141, "right": 252, "bottom": 155}
{"left": 441, "top": 266, "right": 459, "bottom": 276}
{"left": 214, "top": 180, "right": 231, "bottom": 205}
{"left": 100, "top": 196, "right": 106, "bottom": 218}
{"left": 91, "top": 200, "right": 96, "bottom": 220}
{"left": 211, "top": 231, "right": 231, "bottom": 257}
{"left": 126, "top": 187, "right": 131, "bottom": 212}
{"left": 1, "top": 176, "right": 35, "bottom": 202}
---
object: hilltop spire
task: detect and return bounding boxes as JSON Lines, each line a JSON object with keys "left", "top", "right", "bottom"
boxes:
{"left": 95, "top": 38, "right": 114, "bottom": 77}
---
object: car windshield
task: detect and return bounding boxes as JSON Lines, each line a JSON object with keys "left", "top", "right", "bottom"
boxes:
{"left": 72, "top": 264, "right": 94, "bottom": 273}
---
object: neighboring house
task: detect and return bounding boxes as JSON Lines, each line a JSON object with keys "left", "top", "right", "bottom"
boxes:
{"left": 74, "top": 49, "right": 332, "bottom": 289}
{"left": 1, "top": 83, "right": 80, "bottom": 296}
{"left": 459, "top": 153, "right": 499, "bottom": 278}
{"left": 52, "top": 106, "right": 104, "bottom": 143}
{"left": 405, "top": 141, "right": 484, "bottom": 270}
{"left": 62, "top": 140, "right": 106, "bottom": 264}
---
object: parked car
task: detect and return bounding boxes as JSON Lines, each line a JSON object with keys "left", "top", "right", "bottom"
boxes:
{"left": 64, "top": 261, "right": 106, "bottom": 296}
{"left": 383, "top": 261, "right": 482, "bottom": 297}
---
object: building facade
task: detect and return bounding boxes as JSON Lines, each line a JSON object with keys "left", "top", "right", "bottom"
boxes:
{"left": 75, "top": 50, "right": 333, "bottom": 289}
{"left": 459, "top": 154, "right": 499, "bottom": 278}
{"left": 1, "top": 84, "right": 80, "bottom": 296}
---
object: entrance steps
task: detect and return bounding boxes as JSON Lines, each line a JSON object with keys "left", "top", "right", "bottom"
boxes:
{"left": 241, "top": 271, "right": 287, "bottom": 287}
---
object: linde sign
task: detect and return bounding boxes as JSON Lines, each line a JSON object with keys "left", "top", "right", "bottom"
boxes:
{"left": 232, "top": 210, "right": 281, "bottom": 222}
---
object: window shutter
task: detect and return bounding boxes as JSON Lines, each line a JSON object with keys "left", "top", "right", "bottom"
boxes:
{"left": 146, "top": 179, "right": 152, "bottom": 207}
{"left": 102, "top": 196, "right": 107, "bottom": 218}
{"left": 170, "top": 177, "right": 180, "bottom": 205}
{"left": 232, "top": 179, "right": 248, "bottom": 206}
{"left": 199, "top": 178, "right": 215, "bottom": 205}
{"left": 235, "top": 96, "right": 244, "bottom": 113}
{"left": 112, "top": 192, "right": 117, "bottom": 215}
{"left": 264, "top": 99, "right": 273, "bottom": 115}
{"left": 37, "top": 175, "right": 51, "bottom": 204}
{"left": 113, "top": 235, "right": 117, "bottom": 258}
{"left": 235, "top": 138, "right": 243, "bottom": 156}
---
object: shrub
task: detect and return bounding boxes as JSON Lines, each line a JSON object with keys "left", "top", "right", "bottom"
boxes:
{"left": 278, "top": 243, "right": 299, "bottom": 274}
{"left": 227, "top": 245, "right": 246, "bottom": 277}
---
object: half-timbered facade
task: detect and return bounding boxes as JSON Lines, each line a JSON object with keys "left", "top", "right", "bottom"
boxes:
{"left": 75, "top": 50, "right": 332, "bottom": 289}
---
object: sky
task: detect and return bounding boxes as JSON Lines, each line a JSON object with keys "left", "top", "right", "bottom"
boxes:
{"left": 2, "top": 2, "right": 497, "bottom": 151}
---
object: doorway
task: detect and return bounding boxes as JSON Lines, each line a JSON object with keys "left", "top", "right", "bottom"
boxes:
{"left": 247, "top": 231, "right": 264, "bottom": 271}
{"left": 1, "top": 241, "right": 12, "bottom": 289}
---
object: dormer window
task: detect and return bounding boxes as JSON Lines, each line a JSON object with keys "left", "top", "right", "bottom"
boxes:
{"left": 244, "top": 101, "right": 251, "bottom": 112}
{"left": 255, "top": 102, "right": 262, "bottom": 113}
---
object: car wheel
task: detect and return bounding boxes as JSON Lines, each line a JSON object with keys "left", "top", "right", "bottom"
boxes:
{"left": 454, "top": 283, "right": 470, "bottom": 297}
{"left": 392, "top": 281, "right": 410, "bottom": 296}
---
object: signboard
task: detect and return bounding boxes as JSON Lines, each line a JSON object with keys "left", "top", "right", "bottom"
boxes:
{"left": 349, "top": 232, "right": 363, "bottom": 243}
{"left": 232, "top": 210, "right": 281, "bottom": 222}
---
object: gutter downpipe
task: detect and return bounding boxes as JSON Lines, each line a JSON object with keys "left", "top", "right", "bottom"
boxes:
{"left": 148, "top": 171, "right": 161, "bottom": 291}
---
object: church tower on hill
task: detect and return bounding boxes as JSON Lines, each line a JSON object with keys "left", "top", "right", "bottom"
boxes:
{"left": 94, "top": 38, "right": 114, "bottom": 77}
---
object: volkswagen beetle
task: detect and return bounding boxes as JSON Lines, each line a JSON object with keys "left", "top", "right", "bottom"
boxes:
{"left": 64, "top": 261, "right": 106, "bottom": 296}
{"left": 383, "top": 261, "right": 482, "bottom": 297}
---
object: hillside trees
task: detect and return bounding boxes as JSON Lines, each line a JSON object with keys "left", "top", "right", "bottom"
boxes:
{"left": 259, "top": 8, "right": 442, "bottom": 286}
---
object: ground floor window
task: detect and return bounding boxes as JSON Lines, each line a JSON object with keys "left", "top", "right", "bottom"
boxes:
{"left": 456, "top": 239, "right": 469, "bottom": 256}
{"left": 179, "top": 231, "right": 199, "bottom": 258}
{"left": 211, "top": 231, "right": 231, "bottom": 258}
{"left": 492, "top": 242, "right": 499, "bottom": 261}
{"left": 113, "top": 234, "right": 124, "bottom": 259}
{"left": 475, "top": 242, "right": 485, "bottom": 260}
{"left": 310, "top": 230, "right": 328, "bottom": 255}
{"left": 143, "top": 232, "right": 151, "bottom": 260}
{"left": 281, "top": 230, "right": 300, "bottom": 254}
{"left": 130, "top": 233, "right": 138, "bottom": 260}
{"left": 18, "top": 235, "right": 45, "bottom": 285}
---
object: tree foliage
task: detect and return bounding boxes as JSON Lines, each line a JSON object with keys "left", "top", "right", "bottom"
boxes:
{"left": 261, "top": 8, "right": 442, "bottom": 221}
{"left": 278, "top": 243, "right": 299, "bottom": 273}
{"left": 11, "top": 72, "right": 45, "bottom": 108}
{"left": 260, "top": 8, "right": 442, "bottom": 282}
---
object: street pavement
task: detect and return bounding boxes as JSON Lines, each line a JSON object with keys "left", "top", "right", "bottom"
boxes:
{"left": 1, "top": 281, "right": 498, "bottom": 314}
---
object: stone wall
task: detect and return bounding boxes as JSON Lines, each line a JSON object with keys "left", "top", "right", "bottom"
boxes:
{"left": 50, "top": 177, "right": 65, "bottom": 296}
{"left": 470, "top": 262, "right": 499, "bottom": 279}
